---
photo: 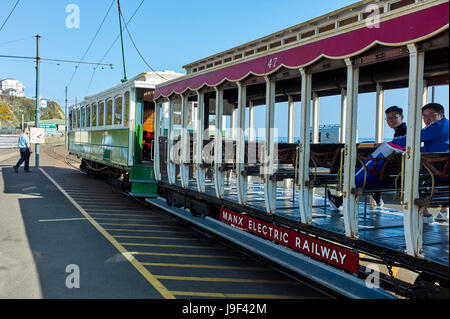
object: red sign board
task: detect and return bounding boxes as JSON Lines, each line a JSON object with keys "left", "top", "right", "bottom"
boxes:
{"left": 220, "top": 208, "right": 359, "bottom": 273}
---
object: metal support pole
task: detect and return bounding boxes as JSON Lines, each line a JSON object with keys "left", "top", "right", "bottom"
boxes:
{"left": 375, "top": 83, "right": 384, "bottom": 143}
{"left": 117, "top": 0, "right": 127, "bottom": 83}
{"left": 65, "top": 86, "right": 68, "bottom": 150}
{"left": 35, "top": 35, "right": 40, "bottom": 167}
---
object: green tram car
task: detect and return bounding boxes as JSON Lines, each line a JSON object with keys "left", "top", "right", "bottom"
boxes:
{"left": 67, "top": 71, "right": 184, "bottom": 197}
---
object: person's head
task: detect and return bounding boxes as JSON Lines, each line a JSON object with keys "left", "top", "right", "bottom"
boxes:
{"left": 385, "top": 105, "right": 404, "bottom": 129}
{"left": 422, "top": 103, "right": 445, "bottom": 126}
{"left": 23, "top": 127, "right": 29, "bottom": 134}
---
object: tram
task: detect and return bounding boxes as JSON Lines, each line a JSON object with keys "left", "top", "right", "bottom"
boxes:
{"left": 67, "top": 71, "right": 184, "bottom": 196}
{"left": 151, "top": 0, "right": 449, "bottom": 298}
{"left": 68, "top": 0, "right": 449, "bottom": 298}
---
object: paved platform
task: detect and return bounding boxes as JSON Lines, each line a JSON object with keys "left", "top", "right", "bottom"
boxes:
{"left": 0, "top": 150, "right": 169, "bottom": 298}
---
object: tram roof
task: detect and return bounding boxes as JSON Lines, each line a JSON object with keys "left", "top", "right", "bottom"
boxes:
{"left": 70, "top": 71, "right": 183, "bottom": 108}
{"left": 155, "top": 0, "right": 449, "bottom": 100}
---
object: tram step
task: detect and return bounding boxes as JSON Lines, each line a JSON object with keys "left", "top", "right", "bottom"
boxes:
{"left": 130, "top": 181, "right": 158, "bottom": 197}
{"left": 130, "top": 165, "right": 156, "bottom": 181}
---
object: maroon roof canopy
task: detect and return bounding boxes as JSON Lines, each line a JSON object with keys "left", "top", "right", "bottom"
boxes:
{"left": 155, "top": 2, "right": 449, "bottom": 99}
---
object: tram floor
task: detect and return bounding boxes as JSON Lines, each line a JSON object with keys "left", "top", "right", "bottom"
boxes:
{"left": 0, "top": 145, "right": 329, "bottom": 299}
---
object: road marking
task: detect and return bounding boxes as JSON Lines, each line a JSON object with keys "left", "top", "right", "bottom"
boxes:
{"left": 88, "top": 213, "right": 161, "bottom": 217}
{"left": 132, "top": 252, "right": 246, "bottom": 259}
{"left": 113, "top": 235, "right": 202, "bottom": 241}
{"left": 155, "top": 275, "right": 297, "bottom": 284}
{"left": 92, "top": 217, "right": 172, "bottom": 223}
{"left": 170, "top": 291, "right": 306, "bottom": 298}
{"left": 120, "top": 242, "right": 226, "bottom": 249}
{"left": 141, "top": 262, "right": 269, "bottom": 270}
{"left": 39, "top": 167, "right": 175, "bottom": 299}
{"left": 39, "top": 217, "right": 88, "bottom": 222}
{"left": 104, "top": 228, "right": 190, "bottom": 234}
{"left": 98, "top": 222, "right": 176, "bottom": 227}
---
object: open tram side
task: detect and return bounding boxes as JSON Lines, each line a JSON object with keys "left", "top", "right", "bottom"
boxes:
{"left": 150, "top": 0, "right": 449, "bottom": 298}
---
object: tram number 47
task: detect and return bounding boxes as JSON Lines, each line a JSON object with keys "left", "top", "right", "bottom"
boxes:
{"left": 267, "top": 57, "right": 278, "bottom": 69}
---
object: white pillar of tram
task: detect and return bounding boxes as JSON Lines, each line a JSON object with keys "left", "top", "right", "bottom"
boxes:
{"left": 249, "top": 101, "right": 256, "bottom": 142}
{"left": 167, "top": 96, "right": 176, "bottom": 185}
{"left": 195, "top": 90, "right": 206, "bottom": 193}
{"left": 298, "top": 68, "right": 313, "bottom": 224}
{"left": 342, "top": 59, "right": 360, "bottom": 238}
{"left": 180, "top": 93, "right": 190, "bottom": 189}
{"left": 312, "top": 93, "right": 320, "bottom": 144}
{"left": 236, "top": 82, "right": 248, "bottom": 205}
{"left": 340, "top": 88, "right": 347, "bottom": 143}
{"left": 422, "top": 81, "right": 428, "bottom": 128}
{"left": 214, "top": 87, "right": 225, "bottom": 199}
{"left": 403, "top": 44, "right": 425, "bottom": 257}
{"left": 284, "top": 96, "right": 295, "bottom": 189}
{"left": 375, "top": 83, "right": 385, "bottom": 144}
{"left": 153, "top": 100, "right": 162, "bottom": 181}
{"left": 264, "top": 76, "right": 277, "bottom": 214}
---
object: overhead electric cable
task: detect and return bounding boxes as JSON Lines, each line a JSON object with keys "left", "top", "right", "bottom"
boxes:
{"left": 0, "top": 0, "right": 21, "bottom": 34}
{"left": 86, "top": 0, "right": 145, "bottom": 94}
{"left": 66, "top": 0, "right": 115, "bottom": 87}
{"left": 119, "top": 6, "right": 167, "bottom": 81}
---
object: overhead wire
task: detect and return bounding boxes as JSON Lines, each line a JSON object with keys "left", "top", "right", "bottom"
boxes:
{"left": 118, "top": 4, "right": 168, "bottom": 81}
{"left": 66, "top": 0, "right": 116, "bottom": 88}
{"left": 86, "top": 0, "right": 145, "bottom": 94}
{"left": 0, "top": 0, "right": 21, "bottom": 34}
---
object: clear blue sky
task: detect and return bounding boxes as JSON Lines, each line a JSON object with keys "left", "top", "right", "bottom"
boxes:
{"left": 0, "top": 0, "right": 448, "bottom": 139}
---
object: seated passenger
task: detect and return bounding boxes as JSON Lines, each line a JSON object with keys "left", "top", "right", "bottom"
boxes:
{"left": 371, "top": 105, "right": 407, "bottom": 207}
{"left": 327, "top": 103, "right": 449, "bottom": 223}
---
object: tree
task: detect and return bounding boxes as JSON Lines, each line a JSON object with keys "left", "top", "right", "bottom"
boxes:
{"left": 0, "top": 104, "right": 14, "bottom": 121}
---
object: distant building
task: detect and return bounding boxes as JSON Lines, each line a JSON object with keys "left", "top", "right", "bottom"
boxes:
{"left": 0, "top": 78, "right": 25, "bottom": 97}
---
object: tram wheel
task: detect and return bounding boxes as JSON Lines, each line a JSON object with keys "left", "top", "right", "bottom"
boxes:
{"left": 413, "top": 273, "right": 449, "bottom": 299}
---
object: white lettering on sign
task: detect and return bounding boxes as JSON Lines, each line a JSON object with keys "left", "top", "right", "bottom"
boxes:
{"left": 267, "top": 57, "right": 279, "bottom": 69}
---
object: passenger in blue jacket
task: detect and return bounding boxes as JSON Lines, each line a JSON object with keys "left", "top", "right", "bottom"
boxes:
{"left": 391, "top": 103, "right": 449, "bottom": 153}
{"left": 328, "top": 103, "right": 449, "bottom": 223}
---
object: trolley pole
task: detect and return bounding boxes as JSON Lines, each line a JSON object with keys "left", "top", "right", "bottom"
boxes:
{"left": 65, "top": 86, "right": 68, "bottom": 150}
{"left": 35, "top": 35, "right": 40, "bottom": 167}
{"left": 117, "top": 0, "right": 127, "bottom": 83}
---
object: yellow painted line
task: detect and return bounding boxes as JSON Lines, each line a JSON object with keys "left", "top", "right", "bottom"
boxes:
{"left": 113, "top": 235, "right": 202, "bottom": 241}
{"left": 171, "top": 291, "right": 305, "bottom": 299}
{"left": 99, "top": 223, "right": 175, "bottom": 227}
{"left": 120, "top": 242, "right": 226, "bottom": 249}
{"left": 141, "top": 262, "right": 268, "bottom": 271}
{"left": 39, "top": 217, "right": 88, "bottom": 222}
{"left": 132, "top": 252, "right": 246, "bottom": 259}
{"left": 92, "top": 217, "right": 170, "bottom": 222}
{"left": 155, "top": 275, "right": 296, "bottom": 284}
{"left": 89, "top": 212, "right": 166, "bottom": 218}
{"left": 104, "top": 228, "right": 190, "bottom": 234}
{"left": 87, "top": 209, "right": 151, "bottom": 213}
{"left": 39, "top": 168, "right": 175, "bottom": 299}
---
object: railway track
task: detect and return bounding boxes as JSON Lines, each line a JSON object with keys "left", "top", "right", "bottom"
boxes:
{"left": 41, "top": 144, "right": 332, "bottom": 299}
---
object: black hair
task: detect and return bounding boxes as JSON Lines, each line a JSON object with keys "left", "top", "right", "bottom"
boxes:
{"left": 422, "top": 103, "right": 445, "bottom": 114}
{"left": 385, "top": 105, "right": 403, "bottom": 116}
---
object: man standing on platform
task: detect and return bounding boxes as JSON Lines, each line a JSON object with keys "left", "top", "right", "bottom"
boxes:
{"left": 13, "top": 127, "right": 32, "bottom": 173}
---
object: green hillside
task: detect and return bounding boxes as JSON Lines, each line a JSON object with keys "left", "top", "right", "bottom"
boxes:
{"left": 0, "top": 95, "right": 64, "bottom": 128}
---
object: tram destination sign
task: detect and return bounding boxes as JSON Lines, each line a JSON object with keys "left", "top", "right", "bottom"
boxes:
{"left": 220, "top": 208, "right": 359, "bottom": 273}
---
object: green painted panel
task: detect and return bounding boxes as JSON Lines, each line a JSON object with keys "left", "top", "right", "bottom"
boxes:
{"left": 131, "top": 182, "right": 157, "bottom": 195}
{"left": 67, "top": 129, "right": 129, "bottom": 167}
{"left": 130, "top": 166, "right": 155, "bottom": 181}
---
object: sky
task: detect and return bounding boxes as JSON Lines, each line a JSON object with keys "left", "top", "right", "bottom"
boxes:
{"left": 0, "top": 0, "right": 448, "bottom": 140}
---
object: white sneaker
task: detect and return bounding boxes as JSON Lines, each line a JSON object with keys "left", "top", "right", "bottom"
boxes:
{"left": 435, "top": 208, "right": 449, "bottom": 222}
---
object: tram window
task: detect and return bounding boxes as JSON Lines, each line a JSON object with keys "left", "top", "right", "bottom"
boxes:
{"left": 69, "top": 111, "right": 72, "bottom": 130}
{"left": 114, "top": 96, "right": 123, "bottom": 125}
{"left": 86, "top": 105, "right": 91, "bottom": 127}
{"left": 124, "top": 91, "right": 130, "bottom": 127}
{"left": 99, "top": 101, "right": 104, "bottom": 126}
{"left": 92, "top": 103, "right": 97, "bottom": 127}
{"left": 173, "top": 101, "right": 181, "bottom": 125}
{"left": 81, "top": 106, "right": 85, "bottom": 128}
{"left": 77, "top": 108, "right": 80, "bottom": 128}
{"left": 106, "top": 99, "right": 113, "bottom": 126}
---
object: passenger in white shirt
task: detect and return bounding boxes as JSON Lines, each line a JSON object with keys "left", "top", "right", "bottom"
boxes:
{"left": 13, "top": 127, "right": 32, "bottom": 173}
